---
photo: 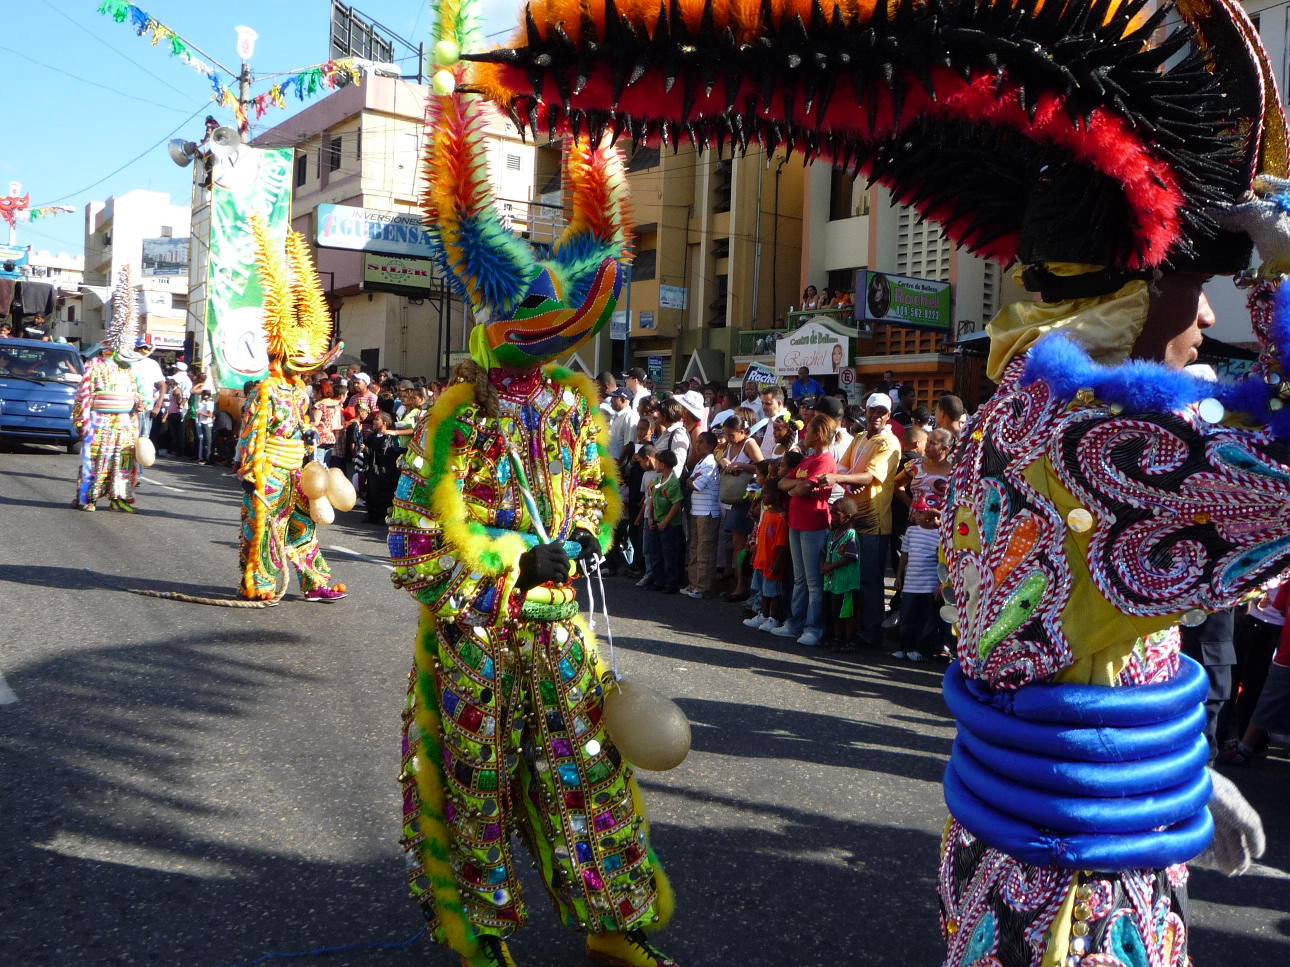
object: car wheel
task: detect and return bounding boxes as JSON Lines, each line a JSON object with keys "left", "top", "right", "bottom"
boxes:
{"left": 67, "top": 439, "right": 82, "bottom": 455}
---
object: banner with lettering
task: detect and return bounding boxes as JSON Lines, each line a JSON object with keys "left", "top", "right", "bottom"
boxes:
{"left": 205, "top": 146, "right": 294, "bottom": 390}
{"left": 854, "top": 269, "right": 951, "bottom": 331}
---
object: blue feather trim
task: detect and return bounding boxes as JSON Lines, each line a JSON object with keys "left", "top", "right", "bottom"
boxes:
{"left": 1022, "top": 282, "right": 1290, "bottom": 433}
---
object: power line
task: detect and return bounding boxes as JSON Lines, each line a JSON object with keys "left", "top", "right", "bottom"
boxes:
{"left": 34, "top": 103, "right": 210, "bottom": 206}
{"left": 0, "top": 45, "right": 192, "bottom": 114}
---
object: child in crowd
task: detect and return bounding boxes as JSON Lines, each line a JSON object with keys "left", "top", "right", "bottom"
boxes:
{"left": 195, "top": 389, "right": 215, "bottom": 464}
{"left": 362, "top": 411, "right": 402, "bottom": 523}
{"left": 891, "top": 428, "right": 955, "bottom": 661}
{"left": 339, "top": 402, "right": 371, "bottom": 491}
{"left": 744, "top": 480, "right": 791, "bottom": 631}
{"left": 683, "top": 431, "right": 721, "bottom": 598}
{"left": 634, "top": 444, "right": 661, "bottom": 587}
{"left": 621, "top": 438, "right": 653, "bottom": 577}
{"left": 643, "top": 449, "right": 684, "bottom": 593}
{"left": 821, "top": 497, "right": 862, "bottom": 649}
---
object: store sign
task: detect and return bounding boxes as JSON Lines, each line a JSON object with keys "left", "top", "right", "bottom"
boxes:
{"left": 315, "top": 203, "right": 436, "bottom": 257}
{"left": 855, "top": 270, "right": 952, "bottom": 331}
{"left": 646, "top": 355, "right": 665, "bottom": 384}
{"left": 775, "top": 320, "right": 850, "bottom": 376}
{"left": 610, "top": 310, "right": 628, "bottom": 341}
{"left": 362, "top": 254, "right": 436, "bottom": 293}
{"left": 1, "top": 243, "right": 30, "bottom": 279}
{"left": 638, "top": 310, "right": 655, "bottom": 330}
{"left": 742, "top": 361, "right": 779, "bottom": 385}
{"left": 659, "top": 284, "right": 688, "bottom": 310}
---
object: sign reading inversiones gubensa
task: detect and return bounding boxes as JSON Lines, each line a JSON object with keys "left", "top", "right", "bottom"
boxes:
{"left": 315, "top": 204, "right": 435, "bottom": 257}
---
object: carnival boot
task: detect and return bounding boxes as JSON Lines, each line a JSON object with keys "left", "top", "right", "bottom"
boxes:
{"left": 585, "top": 930, "right": 679, "bottom": 967}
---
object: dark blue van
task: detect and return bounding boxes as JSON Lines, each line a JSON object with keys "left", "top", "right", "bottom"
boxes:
{"left": 0, "top": 337, "right": 85, "bottom": 453}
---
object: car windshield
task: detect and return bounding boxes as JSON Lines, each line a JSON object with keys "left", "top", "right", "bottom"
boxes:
{"left": 0, "top": 343, "right": 84, "bottom": 382}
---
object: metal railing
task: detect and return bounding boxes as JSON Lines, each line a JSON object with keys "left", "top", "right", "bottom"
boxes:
{"left": 735, "top": 329, "right": 786, "bottom": 355}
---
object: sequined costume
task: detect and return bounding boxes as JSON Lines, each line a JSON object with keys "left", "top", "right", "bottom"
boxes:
{"left": 389, "top": 367, "right": 674, "bottom": 941}
{"left": 235, "top": 217, "right": 344, "bottom": 602}
{"left": 73, "top": 353, "right": 140, "bottom": 507}
{"left": 73, "top": 266, "right": 142, "bottom": 510}
{"left": 236, "top": 377, "right": 331, "bottom": 598}
{"left": 387, "top": 4, "right": 676, "bottom": 964}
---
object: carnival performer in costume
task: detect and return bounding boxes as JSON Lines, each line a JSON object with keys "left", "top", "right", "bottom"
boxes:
{"left": 385, "top": 6, "right": 677, "bottom": 967}
{"left": 464, "top": 0, "right": 1289, "bottom": 963}
{"left": 73, "top": 266, "right": 143, "bottom": 512}
{"left": 236, "top": 217, "right": 347, "bottom": 603}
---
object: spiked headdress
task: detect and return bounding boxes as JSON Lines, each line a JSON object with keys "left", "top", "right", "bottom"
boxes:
{"left": 105, "top": 264, "right": 141, "bottom": 363}
{"left": 424, "top": 0, "right": 630, "bottom": 371}
{"left": 470, "top": 0, "right": 1286, "bottom": 281}
{"left": 250, "top": 214, "right": 339, "bottom": 374}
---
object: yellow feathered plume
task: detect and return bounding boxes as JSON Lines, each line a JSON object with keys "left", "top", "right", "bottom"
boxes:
{"left": 251, "top": 213, "right": 333, "bottom": 365}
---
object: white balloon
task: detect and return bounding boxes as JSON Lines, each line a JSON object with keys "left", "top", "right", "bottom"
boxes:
{"left": 326, "top": 466, "right": 357, "bottom": 512}
{"left": 299, "top": 461, "right": 329, "bottom": 499}
{"left": 309, "top": 495, "right": 335, "bottom": 525}
{"left": 134, "top": 437, "right": 156, "bottom": 467}
{"left": 601, "top": 677, "right": 691, "bottom": 771}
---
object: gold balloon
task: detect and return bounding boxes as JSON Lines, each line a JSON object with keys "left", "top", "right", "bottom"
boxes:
{"left": 601, "top": 677, "right": 691, "bottom": 771}
{"left": 299, "top": 461, "right": 329, "bottom": 499}
{"left": 134, "top": 437, "right": 156, "bottom": 467}
{"left": 309, "top": 495, "right": 335, "bottom": 525}
{"left": 326, "top": 466, "right": 357, "bottom": 511}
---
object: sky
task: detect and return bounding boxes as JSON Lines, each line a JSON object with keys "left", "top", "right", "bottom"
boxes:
{"left": 3, "top": 0, "right": 516, "bottom": 258}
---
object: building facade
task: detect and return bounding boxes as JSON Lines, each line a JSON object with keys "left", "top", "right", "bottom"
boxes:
{"left": 23, "top": 250, "right": 84, "bottom": 344}
{"left": 82, "top": 189, "right": 191, "bottom": 354}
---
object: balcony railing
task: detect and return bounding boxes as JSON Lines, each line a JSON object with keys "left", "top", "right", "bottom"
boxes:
{"left": 786, "top": 306, "right": 856, "bottom": 329}
{"left": 736, "top": 328, "right": 786, "bottom": 355}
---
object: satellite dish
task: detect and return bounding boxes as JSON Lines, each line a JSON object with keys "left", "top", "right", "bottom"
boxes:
{"left": 208, "top": 126, "right": 242, "bottom": 160}
{"left": 168, "top": 139, "right": 198, "bottom": 168}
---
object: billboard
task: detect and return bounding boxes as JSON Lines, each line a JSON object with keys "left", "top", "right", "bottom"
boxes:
{"left": 141, "top": 237, "right": 189, "bottom": 277}
{"left": 315, "top": 204, "right": 436, "bottom": 257}
{"left": 775, "top": 320, "right": 849, "bottom": 376}
{"left": 855, "top": 270, "right": 951, "bottom": 331}
{"left": 362, "top": 253, "right": 436, "bottom": 294}
{"left": 204, "top": 146, "right": 294, "bottom": 390}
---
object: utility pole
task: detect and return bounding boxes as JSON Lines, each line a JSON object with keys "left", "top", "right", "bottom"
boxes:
{"left": 234, "top": 26, "right": 258, "bottom": 135}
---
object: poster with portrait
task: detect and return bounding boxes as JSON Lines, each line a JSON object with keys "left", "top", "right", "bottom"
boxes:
{"left": 774, "top": 320, "right": 850, "bottom": 376}
{"left": 855, "top": 270, "right": 951, "bottom": 331}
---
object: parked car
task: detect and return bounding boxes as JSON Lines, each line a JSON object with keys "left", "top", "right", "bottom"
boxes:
{"left": 0, "top": 337, "right": 85, "bottom": 453}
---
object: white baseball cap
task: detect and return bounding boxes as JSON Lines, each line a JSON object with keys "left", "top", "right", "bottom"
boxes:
{"left": 865, "top": 392, "right": 893, "bottom": 412}
{"left": 353, "top": 372, "right": 372, "bottom": 385}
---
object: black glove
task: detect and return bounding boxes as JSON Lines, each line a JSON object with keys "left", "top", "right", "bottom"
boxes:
{"left": 571, "top": 528, "right": 603, "bottom": 563}
{"left": 516, "top": 542, "right": 570, "bottom": 591}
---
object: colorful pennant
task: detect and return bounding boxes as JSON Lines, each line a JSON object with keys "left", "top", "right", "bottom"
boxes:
{"left": 97, "top": 1, "right": 215, "bottom": 75}
{"left": 210, "top": 59, "right": 364, "bottom": 133}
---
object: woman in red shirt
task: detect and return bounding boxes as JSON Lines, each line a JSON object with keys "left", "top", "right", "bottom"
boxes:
{"left": 772, "top": 414, "right": 837, "bottom": 647}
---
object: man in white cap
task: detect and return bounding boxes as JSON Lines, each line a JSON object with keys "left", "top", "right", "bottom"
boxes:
{"left": 131, "top": 336, "right": 165, "bottom": 440}
{"left": 823, "top": 392, "right": 900, "bottom": 648}
{"left": 346, "top": 372, "right": 378, "bottom": 419}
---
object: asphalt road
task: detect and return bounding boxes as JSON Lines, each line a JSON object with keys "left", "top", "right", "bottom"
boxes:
{"left": 1, "top": 443, "right": 1288, "bottom": 967}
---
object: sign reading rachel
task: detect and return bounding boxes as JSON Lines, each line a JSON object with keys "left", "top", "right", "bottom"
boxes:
{"left": 855, "top": 269, "right": 951, "bottom": 331}
{"left": 362, "top": 254, "right": 437, "bottom": 293}
{"left": 315, "top": 204, "right": 436, "bottom": 258}
{"left": 775, "top": 320, "right": 849, "bottom": 376}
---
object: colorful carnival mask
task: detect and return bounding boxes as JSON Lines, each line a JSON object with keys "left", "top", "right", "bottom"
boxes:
{"left": 424, "top": 5, "right": 631, "bottom": 371}
{"left": 467, "top": 0, "right": 1285, "bottom": 278}
{"left": 105, "top": 265, "right": 141, "bottom": 366}
{"left": 250, "top": 215, "right": 343, "bottom": 375}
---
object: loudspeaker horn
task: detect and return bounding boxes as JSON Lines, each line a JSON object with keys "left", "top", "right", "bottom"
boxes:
{"left": 167, "top": 139, "right": 197, "bottom": 168}
{"left": 208, "top": 126, "right": 242, "bottom": 159}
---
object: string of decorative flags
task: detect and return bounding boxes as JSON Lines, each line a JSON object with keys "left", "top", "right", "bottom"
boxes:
{"left": 96, "top": 1, "right": 370, "bottom": 134}
{"left": 96, "top": 1, "right": 215, "bottom": 76}
{"left": 210, "top": 59, "right": 364, "bottom": 132}
{"left": 23, "top": 206, "right": 76, "bottom": 222}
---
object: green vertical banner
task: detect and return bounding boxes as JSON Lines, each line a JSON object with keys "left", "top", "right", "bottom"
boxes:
{"left": 205, "top": 147, "right": 294, "bottom": 390}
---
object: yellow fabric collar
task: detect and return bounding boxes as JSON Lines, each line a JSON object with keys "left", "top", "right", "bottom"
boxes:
{"left": 986, "top": 263, "right": 1150, "bottom": 381}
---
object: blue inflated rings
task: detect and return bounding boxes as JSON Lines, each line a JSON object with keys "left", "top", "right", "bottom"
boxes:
{"left": 942, "top": 656, "right": 1215, "bottom": 871}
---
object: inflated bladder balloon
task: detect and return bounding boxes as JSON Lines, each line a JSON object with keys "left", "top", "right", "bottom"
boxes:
{"left": 134, "top": 437, "right": 156, "bottom": 467}
{"left": 601, "top": 677, "right": 691, "bottom": 771}
{"left": 309, "top": 495, "right": 335, "bottom": 525}
{"left": 299, "top": 460, "right": 329, "bottom": 499}
{"left": 326, "top": 466, "right": 357, "bottom": 511}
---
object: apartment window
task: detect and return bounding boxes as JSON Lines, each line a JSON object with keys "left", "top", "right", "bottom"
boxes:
{"left": 829, "top": 169, "right": 858, "bottom": 221}
{"left": 172, "top": 294, "right": 189, "bottom": 310}
{"left": 505, "top": 153, "right": 522, "bottom": 171}
{"left": 355, "top": 131, "right": 361, "bottom": 161}
{"left": 327, "top": 135, "right": 343, "bottom": 172}
{"left": 712, "top": 159, "right": 732, "bottom": 214}
{"left": 627, "top": 146, "right": 659, "bottom": 172}
{"left": 160, "top": 226, "right": 173, "bottom": 238}
{"left": 632, "top": 248, "right": 657, "bottom": 281}
{"left": 295, "top": 153, "right": 308, "bottom": 187}
{"left": 67, "top": 305, "right": 76, "bottom": 323}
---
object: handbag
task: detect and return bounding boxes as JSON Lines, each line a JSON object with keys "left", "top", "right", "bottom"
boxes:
{"left": 720, "top": 466, "right": 751, "bottom": 504}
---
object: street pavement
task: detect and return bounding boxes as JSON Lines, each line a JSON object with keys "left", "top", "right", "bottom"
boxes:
{"left": 1, "top": 443, "right": 1288, "bottom": 967}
